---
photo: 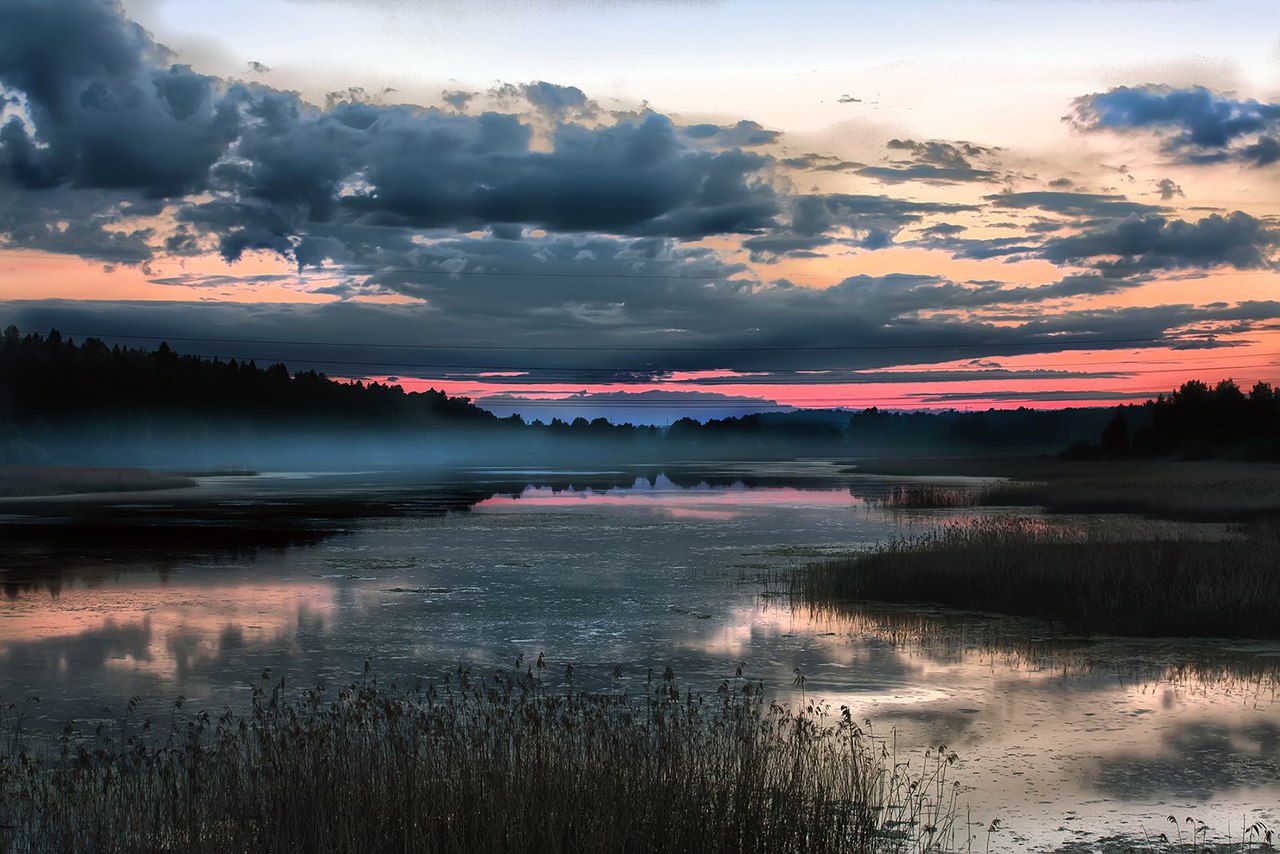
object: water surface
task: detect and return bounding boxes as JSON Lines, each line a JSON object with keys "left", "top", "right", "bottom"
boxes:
{"left": 2, "top": 461, "right": 1277, "bottom": 851}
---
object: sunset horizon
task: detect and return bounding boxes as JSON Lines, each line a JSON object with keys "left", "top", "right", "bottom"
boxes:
{"left": 2, "top": 0, "right": 1276, "bottom": 419}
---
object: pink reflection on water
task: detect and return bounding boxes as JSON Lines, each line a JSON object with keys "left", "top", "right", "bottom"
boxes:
{"left": 474, "top": 476, "right": 864, "bottom": 519}
{"left": 0, "top": 579, "right": 336, "bottom": 681}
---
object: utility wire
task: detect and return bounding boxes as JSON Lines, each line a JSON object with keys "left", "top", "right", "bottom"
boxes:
{"left": 11, "top": 327, "right": 1243, "bottom": 354}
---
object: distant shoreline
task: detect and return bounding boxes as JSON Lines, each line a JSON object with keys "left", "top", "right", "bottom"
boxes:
{"left": 0, "top": 466, "right": 198, "bottom": 498}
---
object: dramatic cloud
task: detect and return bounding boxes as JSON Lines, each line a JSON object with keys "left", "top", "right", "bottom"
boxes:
{"left": 984, "top": 191, "right": 1164, "bottom": 219}
{"left": 1039, "top": 212, "right": 1280, "bottom": 273}
{"left": 858, "top": 138, "right": 1001, "bottom": 185}
{"left": 744, "top": 193, "right": 979, "bottom": 261}
{"left": 0, "top": 0, "right": 239, "bottom": 196}
{"left": 210, "top": 95, "right": 782, "bottom": 259}
{"left": 681, "top": 120, "right": 781, "bottom": 148}
{"left": 1070, "top": 85, "right": 1280, "bottom": 167}
{"left": 1155, "top": 178, "right": 1184, "bottom": 200}
{"left": 9, "top": 293, "right": 1276, "bottom": 386}
{"left": 1, "top": 0, "right": 1276, "bottom": 414}
{"left": 780, "top": 153, "right": 863, "bottom": 173}
{"left": 914, "top": 389, "right": 1160, "bottom": 403}
{"left": 0, "top": 0, "right": 783, "bottom": 267}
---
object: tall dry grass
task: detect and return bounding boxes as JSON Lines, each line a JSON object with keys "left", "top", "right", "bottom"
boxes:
{"left": 796, "top": 516, "right": 1280, "bottom": 638}
{"left": 869, "top": 461, "right": 1280, "bottom": 522}
{"left": 0, "top": 664, "right": 962, "bottom": 853}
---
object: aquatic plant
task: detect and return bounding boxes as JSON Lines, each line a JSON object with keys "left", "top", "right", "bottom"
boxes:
{"left": 795, "top": 516, "right": 1280, "bottom": 638}
{"left": 0, "top": 663, "right": 962, "bottom": 853}
{"left": 863, "top": 460, "right": 1280, "bottom": 523}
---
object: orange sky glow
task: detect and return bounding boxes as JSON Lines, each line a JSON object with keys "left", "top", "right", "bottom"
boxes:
{"left": 2, "top": 0, "right": 1277, "bottom": 419}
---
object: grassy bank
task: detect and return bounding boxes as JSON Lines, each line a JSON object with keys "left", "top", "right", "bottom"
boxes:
{"left": 0, "top": 667, "right": 961, "bottom": 854}
{"left": 0, "top": 466, "right": 196, "bottom": 497}
{"left": 795, "top": 517, "right": 1280, "bottom": 638}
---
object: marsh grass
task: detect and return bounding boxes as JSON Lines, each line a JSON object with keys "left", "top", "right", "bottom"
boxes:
{"left": 0, "top": 466, "right": 195, "bottom": 497}
{"left": 1049, "top": 814, "right": 1278, "bottom": 853}
{"left": 866, "top": 461, "right": 1280, "bottom": 522}
{"left": 878, "top": 485, "right": 990, "bottom": 510}
{"left": 795, "top": 516, "right": 1280, "bottom": 638}
{"left": 0, "top": 665, "right": 962, "bottom": 854}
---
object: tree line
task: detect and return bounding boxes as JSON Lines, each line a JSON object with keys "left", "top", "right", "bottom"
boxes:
{"left": 1, "top": 328, "right": 1273, "bottom": 465}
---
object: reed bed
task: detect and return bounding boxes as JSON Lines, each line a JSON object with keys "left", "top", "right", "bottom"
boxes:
{"left": 870, "top": 462, "right": 1280, "bottom": 522}
{"left": 795, "top": 516, "right": 1280, "bottom": 638}
{"left": 0, "top": 665, "right": 962, "bottom": 854}
{"left": 877, "top": 485, "right": 990, "bottom": 510}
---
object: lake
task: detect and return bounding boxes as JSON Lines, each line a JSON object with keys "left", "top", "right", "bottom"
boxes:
{"left": 2, "top": 460, "right": 1278, "bottom": 852}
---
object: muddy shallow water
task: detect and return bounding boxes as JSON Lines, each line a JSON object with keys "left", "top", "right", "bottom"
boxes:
{"left": 1, "top": 461, "right": 1277, "bottom": 852}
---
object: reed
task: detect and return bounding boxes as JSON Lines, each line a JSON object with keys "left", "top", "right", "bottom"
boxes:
{"left": 0, "top": 664, "right": 962, "bottom": 854}
{"left": 867, "top": 461, "right": 1280, "bottom": 523}
{"left": 795, "top": 516, "right": 1280, "bottom": 638}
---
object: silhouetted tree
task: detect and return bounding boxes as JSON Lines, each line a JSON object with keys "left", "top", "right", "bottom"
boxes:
{"left": 1099, "top": 410, "right": 1129, "bottom": 456}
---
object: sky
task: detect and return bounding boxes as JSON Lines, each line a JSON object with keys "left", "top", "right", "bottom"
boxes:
{"left": 1, "top": 0, "right": 1278, "bottom": 422}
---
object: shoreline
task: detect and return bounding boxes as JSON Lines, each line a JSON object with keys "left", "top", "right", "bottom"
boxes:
{"left": 0, "top": 466, "right": 198, "bottom": 498}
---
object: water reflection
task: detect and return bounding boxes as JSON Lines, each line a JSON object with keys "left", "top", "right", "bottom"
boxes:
{"left": 1094, "top": 720, "right": 1280, "bottom": 800}
{"left": 475, "top": 475, "right": 866, "bottom": 520}
{"left": 742, "top": 603, "right": 1280, "bottom": 848}
{"left": 1, "top": 464, "right": 1277, "bottom": 852}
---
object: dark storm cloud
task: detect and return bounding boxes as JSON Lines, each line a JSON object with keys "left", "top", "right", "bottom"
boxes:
{"left": 914, "top": 232, "right": 1041, "bottom": 260}
{"left": 984, "top": 191, "right": 1165, "bottom": 219}
{"left": 740, "top": 234, "right": 829, "bottom": 262}
{"left": 858, "top": 164, "right": 999, "bottom": 185}
{"left": 0, "top": 0, "right": 239, "bottom": 196}
{"left": 1070, "top": 85, "right": 1280, "bottom": 167}
{"left": 681, "top": 120, "right": 781, "bottom": 147}
{"left": 1039, "top": 211, "right": 1280, "bottom": 273}
{"left": 0, "top": 0, "right": 783, "bottom": 266}
{"left": 441, "top": 89, "right": 476, "bottom": 111}
{"left": 781, "top": 153, "right": 863, "bottom": 172}
{"left": 1155, "top": 178, "right": 1183, "bottom": 200}
{"left": 801, "top": 194, "right": 975, "bottom": 238}
{"left": 858, "top": 138, "right": 1001, "bottom": 185}
{"left": 914, "top": 389, "right": 1158, "bottom": 403}
{"left": 1242, "top": 135, "right": 1280, "bottom": 166}
{"left": 203, "top": 98, "right": 780, "bottom": 256}
{"left": 739, "top": 193, "right": 977, "bottom": 261}
{"left": 517, "top": 81, "right": 595, "bottom": 119}
{"left": 938, "top": 191, "right": 1253, "bottom": 265}
{"left": 10, "top": 288, "right": 1275, "bottom": 387}
{"left": 920, "top": 223, "right": 966, "bottom": 237}
{"left": 659, "top": 367, "right": 1132, "bottom": 386}
{"left": 1166, "top": 337, "right": 1248, "bottom": 350}
{"left": 210, "top": 86, "right": 780, "bottom": 247}
{"left": 0, "top": 187, "right": 158, "bottom": 263}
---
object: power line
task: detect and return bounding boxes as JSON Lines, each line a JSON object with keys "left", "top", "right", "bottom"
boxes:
{"left": 65, "top": 345, "right": 1274, "bottom": 378}
{"left": 10, "top": 327, "right": 1243, "bottom": 354}
{"left": 9, "top": 327, "right": 1275, "bottom": 377}
{"left": 0, "top": 250, "right": 771, "bottom": 281}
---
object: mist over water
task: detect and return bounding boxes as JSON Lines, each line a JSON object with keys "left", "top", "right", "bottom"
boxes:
{"left": 2, "top": 461, "right": 1278, "bottom": 852}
